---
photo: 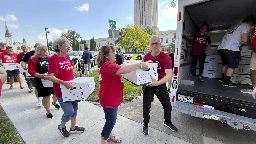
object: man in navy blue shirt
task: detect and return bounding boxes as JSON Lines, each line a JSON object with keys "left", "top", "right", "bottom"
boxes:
{"left": 82, "top": 47, "right": 92, "bottom": 76}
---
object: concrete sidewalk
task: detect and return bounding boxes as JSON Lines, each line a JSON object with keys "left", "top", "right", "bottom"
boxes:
{"left": 0, "top": 81, "right": 190, "bottom": 144}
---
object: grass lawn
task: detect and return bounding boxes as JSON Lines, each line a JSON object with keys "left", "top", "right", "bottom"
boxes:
{"left": 87, "top": 71, "right": 142, "bottom": 103}
{"left": 0, "top": 105, "right": 23, "bottom": 144}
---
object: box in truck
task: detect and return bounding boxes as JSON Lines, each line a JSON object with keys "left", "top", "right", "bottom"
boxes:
{"left": 172, "top": 0, "right": 256, "bottom": 131}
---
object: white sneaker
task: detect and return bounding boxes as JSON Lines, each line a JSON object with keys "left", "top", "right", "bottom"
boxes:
{"left": 240, "top": 89, "right": 252, "bottom": 94}
{"left": 37, "top": 98, "right": 42, "bottom": 107}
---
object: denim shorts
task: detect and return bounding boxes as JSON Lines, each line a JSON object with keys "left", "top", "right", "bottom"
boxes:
{"left": 57, "top": 97, "right": 78, "bottom": 123}
{"left": 7, "top": 69, "right": 20, "bottom": 77}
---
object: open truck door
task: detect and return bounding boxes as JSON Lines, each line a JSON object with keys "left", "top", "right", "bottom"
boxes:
{"left": 172, "top": 0, "right": 256, "bottom": 131}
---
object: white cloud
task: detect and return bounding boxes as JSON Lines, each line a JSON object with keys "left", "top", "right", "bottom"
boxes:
{"left": 158, "top": 0, "right": 178, "bottom": 30}
{"left": 0, "top": 14, "right": 18, "bottom": 22}
{"left": 7, "top": 23, "right": 20, "bottom": 29}
{"left": 75, "top": 3, "right": 89, "bottom": 12}
{"left": 38, "top": 28, "right": 68, "bottom": 41}
{"left": 126, "top": 15, "right": 132, "bottom": 20}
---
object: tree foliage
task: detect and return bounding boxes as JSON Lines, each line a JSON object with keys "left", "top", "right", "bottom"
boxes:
{"left": 79, "top": 39, "right": 87, "bottom": 47}
{"left": 145, "top": 26, "right": 156, "bottom": 35}
{"left": 90, "top": 37, "right": 96, "bottom": 51}
{"left": 61, "top": 30, "right": 81, "bottom": 51}
{"left": 118, "top": 25, "right": 151, "bottom": 52}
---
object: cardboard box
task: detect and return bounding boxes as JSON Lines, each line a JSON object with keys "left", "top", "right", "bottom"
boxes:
{"left": 234, "top": 65, "right": 250, "bottom": 75}
{"left": 41, "top": 79, "right": 53, "bottom": 87}
{"left": 241, "top": 46, "right": 252, "bottom": 56}
{"left": 205, "top": 55, "right": 222, "bottom": 63}
{"left": 202, "top": 70, "right": 222, "bottom": 78}
{"left": 3, "top": 63, "right": 19, "bottom": 71}
{"left": 60, "top": 77, "right": 95, "bottom": 102}
{"left": 239, "top": 57, "right": 251, "bottom": 65}
{"left": 122, "top": 62, "right": 158, "bottom": 85}
{"left": 206, "top": 48, "right": 219, "bottom": 55}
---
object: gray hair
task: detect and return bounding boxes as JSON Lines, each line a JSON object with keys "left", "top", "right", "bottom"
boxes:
{"left": 33, "top": 44, "right": 48, "bottom": 57}
{"left": 52, "top": 37, "right": 70, "bottom": 52}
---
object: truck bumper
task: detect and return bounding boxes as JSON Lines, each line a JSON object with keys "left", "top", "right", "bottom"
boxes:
{"left": 173, "top": 101, "right": 256, "bottom": 131}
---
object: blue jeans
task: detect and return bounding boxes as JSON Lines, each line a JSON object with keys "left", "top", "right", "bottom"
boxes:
{"left": 57, "top": 97, "right": 78, "bottom": 123}
{"left": 101, "top": 106, "right": 118, "bottom": 140}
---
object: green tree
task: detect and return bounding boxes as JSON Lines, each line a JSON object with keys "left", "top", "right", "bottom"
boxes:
{"left": 90, "top": 37, "right": 96, "bottom": 51}
{"left": 145, "top": 26, "right": 156, "bottom": 35}
{"left": 79, "top": 39, "right": 88, "bottom": 47}
{"left": 61, "top": 30, "right": 81, "bottom": 51}
{"left": 118, "top": 25, "right": 151, "bottom": 52}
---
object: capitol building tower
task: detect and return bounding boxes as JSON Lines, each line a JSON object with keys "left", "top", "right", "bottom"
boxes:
{"left": 134, "top": 0, "right": 159, "bottom": 32}
{"left": 5, "top": 22, "right": 13, "bottom": 46}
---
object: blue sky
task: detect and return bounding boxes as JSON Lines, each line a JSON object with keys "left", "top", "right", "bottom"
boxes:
{"left": 0, "top": 0, "right": 178, "bottom": 45}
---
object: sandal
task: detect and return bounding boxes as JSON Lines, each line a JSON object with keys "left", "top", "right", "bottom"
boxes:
{"left": 20, "top": 86, "right": 24, "bottom": 89}
{"left": 9, "top": 85, "right": 13, "bottom": 89}
{"left": 107, "top": 135, "right": 122, "bottom": 143}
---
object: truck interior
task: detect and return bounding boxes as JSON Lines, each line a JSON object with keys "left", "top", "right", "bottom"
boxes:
{"left": 178, "top": 0, "right": 256, "bottom": 118}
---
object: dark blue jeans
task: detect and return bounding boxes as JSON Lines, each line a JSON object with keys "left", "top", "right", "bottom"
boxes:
{"left": 101, "top": 106, "right": 118, "bottom": 140}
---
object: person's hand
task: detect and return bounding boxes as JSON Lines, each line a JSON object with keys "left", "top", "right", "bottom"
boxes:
{"left": 62, "top": 81, "right": 74, "bottom": 89}
{"left": 40, "top": 74, "right": 47, "bottom": 80}
{"left": 252, "top": 87, "right": 256, "bottom": 99}
{"left": 80, "top": 74, "right": 86, "bottom": 77}
{"left": 140, "top": 62, "right": 149, "bottom": 71}
{"left": 147, "top": 76, "right": 160, "bottom": 86}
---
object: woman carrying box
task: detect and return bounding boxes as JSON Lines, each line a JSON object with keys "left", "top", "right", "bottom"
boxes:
{"left": 47, "top": 37, "right": 85, "bottom": 138}
{"left": 97, "top": 45, "right": 148, "bottom": 144}
{"left": 28, "top": 44, "right": 60, "bottom": 119}
{"left": 0, "top": 46, "right": 23, "bottom": 89}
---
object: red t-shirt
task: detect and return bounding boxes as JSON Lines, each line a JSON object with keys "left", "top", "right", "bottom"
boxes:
{"left": 0, "top": 49, "right": 6, "bottom": 56}
{"left": 252, "top": 26, "right": 256, "bottom": 53}
{"left": 98, "top": 61, "right": 124, "bottom": 108}
{"left": 191, "top": 34, "right": 211, "bottom": 55}
{"left": 143, "top": 51, "right": 172, "bottom": 80}
{"left": 0, "top": 52, "right": 18, "bottom": 63}
{"left": 48, "top": 54, "right": 74, "bottom": 97}
{"left": 17, "top": 52, "right": 25, "bottom": 63}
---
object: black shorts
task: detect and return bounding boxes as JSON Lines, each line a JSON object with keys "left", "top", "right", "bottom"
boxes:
{"left": 218, "top": 49, "right": 241, "bottom": 69}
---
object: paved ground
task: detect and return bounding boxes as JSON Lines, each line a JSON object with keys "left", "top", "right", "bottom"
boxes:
{"left": 0, "top": 77, "right": 189, "bottom": 144}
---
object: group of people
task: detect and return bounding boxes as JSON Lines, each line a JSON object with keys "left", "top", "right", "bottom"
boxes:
{"left": 190, "top": 15, "right": 256, "bottom": 92}
{"left": 0, "top": 35, "right": 177, "bottom": 144}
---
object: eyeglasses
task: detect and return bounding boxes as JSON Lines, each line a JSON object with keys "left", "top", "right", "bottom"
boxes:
{"left": 150, "top": 42, "right": 160, "bottom": 46}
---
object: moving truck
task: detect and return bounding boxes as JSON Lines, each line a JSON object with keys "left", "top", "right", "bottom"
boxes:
{"left": 172, "top": 0, "right": 256, "bottom": 131}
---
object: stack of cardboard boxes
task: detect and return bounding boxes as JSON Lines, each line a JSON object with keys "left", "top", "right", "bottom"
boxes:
{"left": 196, "top": 46, "right": 252, "bottom": 85}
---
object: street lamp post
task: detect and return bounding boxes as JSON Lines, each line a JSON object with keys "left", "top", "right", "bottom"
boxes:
{"left": 45, "top": 27, "right": 50, "bottom": 49}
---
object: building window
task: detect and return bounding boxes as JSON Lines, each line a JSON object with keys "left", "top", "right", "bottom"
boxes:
{"left": 160, "top": 38, "right": 163, "bottom": 42}
{"left": 166, "top": 38, "right": 168, "bottom": 43}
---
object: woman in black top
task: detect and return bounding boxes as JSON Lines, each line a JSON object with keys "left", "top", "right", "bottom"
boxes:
{"left": 28, "top": 45, "right": 60, "bottom": 118}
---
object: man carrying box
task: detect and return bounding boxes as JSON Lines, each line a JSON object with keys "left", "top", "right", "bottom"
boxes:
{"left": 142, "top": 35, "right": 178, "bottom": 135}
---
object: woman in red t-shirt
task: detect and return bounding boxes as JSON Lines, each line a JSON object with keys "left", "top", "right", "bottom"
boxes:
{"left": 97, "top": 45, "right": 148, "bottom": 144}
{"left": 0, "top": 46, "right": 23, "bottom": 89}
{"left": 47, "top": 37, "right": 85, "bottom": 138}
{"left": 28, "top": 44, "right": 60, "bottom": 119}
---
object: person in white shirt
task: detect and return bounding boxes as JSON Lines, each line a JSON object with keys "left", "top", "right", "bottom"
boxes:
{"left": 218, "top": 15, "right": 256, "bottom": 87}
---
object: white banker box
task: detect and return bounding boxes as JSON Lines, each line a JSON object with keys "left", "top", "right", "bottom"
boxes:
{"left": 122, "top": 62, "right": 158, "bottom": 85}
{"left": 3, "top": 63, "right": 19, "bottom": 71}
{"left": 60, "top": 77, "right": 95, "bottom": 102}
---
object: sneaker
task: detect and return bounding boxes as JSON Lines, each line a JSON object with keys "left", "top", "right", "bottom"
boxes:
{"left": 222, "top": 82, "right": 236, "bottom": 87}
{"left": 240, "top": 89, "right": 252, "bottom": 94}
{"left": 142, "top": 126, "right": 149, "bottom": 135}
{"left": 198, "top": 76, "right": 204, "bottom": 82}
{"left": 163, "top": 121, "right": 178, "bottom": 132}
{"left": 37, "top": 98, "right": 42, "bottom": 107}
{"left": 46, "top": 113, "right": 53, "bottom": 119}
{"left": 52, "top": 102, "right": 60, "bottom": 109}
{"left": 29, "top": 88, "right": 33, "bottom": 93}
{"left": 58, "top": 125, "right": 70, "bottom": 137}
{"left": 70, "top": 126, "right": 85, "bottom": 133}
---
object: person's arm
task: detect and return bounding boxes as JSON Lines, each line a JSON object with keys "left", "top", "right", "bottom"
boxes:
{"left": 116, "top": 62, "right": 148, "bottom": 75}
{"left": 241, "top": 33, "right": 253, "bottom": 49}
{"left": 28, "top": 58, "right": 46, "bottom": 79}
{"left": 0, "top": 69, "right": 7, "bottom": 84}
